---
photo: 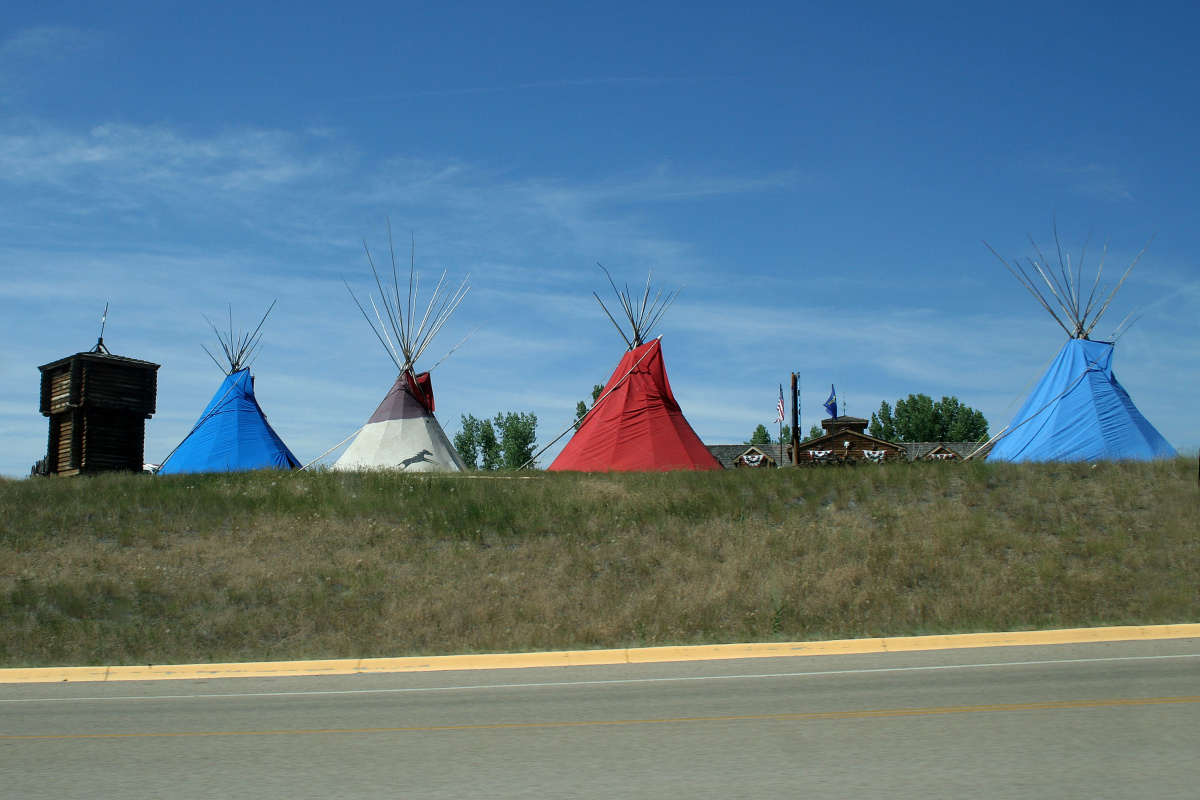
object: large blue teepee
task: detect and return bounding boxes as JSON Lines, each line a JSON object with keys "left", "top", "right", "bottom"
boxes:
{"left": 986, "top": 228, "right": 1174, "bottom": 463}
{"left": 159, "top": 369, "right": 299, "bottom": 474}
{"left": 989, "top": 339, "right": 1175, "bottom": 462}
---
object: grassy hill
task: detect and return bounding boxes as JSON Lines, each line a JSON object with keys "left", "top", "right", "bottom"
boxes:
{"left": 1, "top": 457, "right": 1196, "bottom": 667}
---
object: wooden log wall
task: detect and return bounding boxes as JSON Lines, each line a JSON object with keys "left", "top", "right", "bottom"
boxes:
{"left": 799, "top": 429, "right": 905, "bottom": 463}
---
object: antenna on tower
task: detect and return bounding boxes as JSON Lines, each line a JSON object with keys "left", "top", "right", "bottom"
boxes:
{"left": 91, "top": 303, "right": 111, "bottom": 354}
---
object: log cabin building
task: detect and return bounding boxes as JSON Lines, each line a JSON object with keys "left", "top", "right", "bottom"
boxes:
{"left": 796, "top": 415, "right": 906, "bottom": 464}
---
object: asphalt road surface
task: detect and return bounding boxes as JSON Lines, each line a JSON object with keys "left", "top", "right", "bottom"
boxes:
{"left": 2, "top": 638, "right": 1198, "bottom": 799}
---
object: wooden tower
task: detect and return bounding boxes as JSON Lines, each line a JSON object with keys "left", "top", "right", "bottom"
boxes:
{"left": 38, "top": 339, "right": 159, "bottom": 476}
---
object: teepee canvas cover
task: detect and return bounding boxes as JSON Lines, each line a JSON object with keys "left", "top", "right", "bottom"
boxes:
{"left": 159, "top": 369, "right": 300, "bottom": 474}
{"left": 334, "top": 371, "right": 465, "bottom": 471}
{"left": 987, "top": 339, "right": 1174, "bottom": 462}
{"left": 985, "top": 227, "right": 1174, "bottom": 462}
{"left": 550, "top": 339, "right": 720, "bottom": 472}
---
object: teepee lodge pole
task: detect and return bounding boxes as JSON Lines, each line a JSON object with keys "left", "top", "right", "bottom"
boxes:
{"left": 202, "top": 300, "right": 276, "bottom": 375}
{"left": 592, "top": 264, "right": 681, "bottom": 351}
{"left": 984, "top": 224, "right": 1156, "bottom": 342}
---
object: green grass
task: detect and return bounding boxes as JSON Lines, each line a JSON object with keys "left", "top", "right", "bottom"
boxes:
{"left": 1, "top": 458, "right": 1196, "bottom": 667}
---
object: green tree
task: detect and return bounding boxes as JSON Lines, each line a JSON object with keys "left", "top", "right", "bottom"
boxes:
{"left": 454, "top": 414, "right": 500, "bottom": 469}
{"left": 938, "top": 396, "right": 990, "bottom": 442}
{"left": 745, "top": 424, "right": 791, "bottom": 445}
{"left": 896, "top": 394, "right": 940, "bottom": 441}
{"left": 869, "top": 401, "right": 896, "bottom": 440}
{"left": 478, "top": 418, "right": 501, "bottom": 470}
{"left": 455, "top": 412, "right": 538, "bottom": 469}
{"left": 453, "top": 414, "right": 483, "bottom": 467}
{"left": 496, "top": 411, "right": 538, "bottom": 469}
{"left": 574, "top": 384, "right": 605, "bottom": 430}
{"left": 746, "top": 424, "right": 772, "bottom": 445}
{"left": 807, "top": 424, "right": 823, "bottom": 440}
{"left": 869, "top": 394, "right": 988, "bottom": 442}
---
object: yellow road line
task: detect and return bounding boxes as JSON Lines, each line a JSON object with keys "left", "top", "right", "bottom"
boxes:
{"left": 4, "top": 695, "right": 1198, "bottom": 741}
{"left": 3, "top": 623, "right": 1198, "bottom": 684}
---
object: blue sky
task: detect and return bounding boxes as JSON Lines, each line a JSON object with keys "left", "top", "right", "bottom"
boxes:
{"left": 2, "top": 2, "right": 1197, "bottom": 476}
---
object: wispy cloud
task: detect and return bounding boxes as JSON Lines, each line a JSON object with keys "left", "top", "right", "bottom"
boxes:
{"left": 0, "top": 26, "right": 104, "bottom": 59}
{"left": 0, "top": 26, "right": 107, "bottom": 102}
{"left": 0, "top": 121, "right": 780, "bottom": 305}
{"left": 1037, "top": 154, "right": 1135, "bottom": 203}
{"left": 0, "top": 122, "right": 345, "bottom": 201}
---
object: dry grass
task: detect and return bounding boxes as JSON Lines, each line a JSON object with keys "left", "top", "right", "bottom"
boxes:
{"left": 1, "top": 458, "right": 1196, "bottom": 667}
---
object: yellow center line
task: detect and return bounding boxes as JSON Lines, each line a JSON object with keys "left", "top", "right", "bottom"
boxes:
{"left": 4, "top": 695, "right": 1198, "bottom": 741}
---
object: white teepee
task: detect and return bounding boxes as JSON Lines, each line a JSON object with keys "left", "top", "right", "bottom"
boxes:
{"left": 332, "top": 226, "right": 471, "bottom": 472}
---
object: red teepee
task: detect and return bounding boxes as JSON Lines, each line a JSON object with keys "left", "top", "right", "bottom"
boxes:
{"left": 549, "top": 339, "right": 721, "bottom": 472}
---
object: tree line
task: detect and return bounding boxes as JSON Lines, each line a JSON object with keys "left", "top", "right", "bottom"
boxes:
{"left": 868, "top": 394, "right": 987, "bottom": 442}
{"left": 453, "top": 412, "right": 538, "bottom": 470}
{"left": 747, "top": 393, "right": 988, "bottom": 444}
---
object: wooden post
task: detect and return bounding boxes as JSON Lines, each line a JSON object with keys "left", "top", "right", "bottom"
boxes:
{"left": 790, "top": 372, "right": 799, "bottom": 465}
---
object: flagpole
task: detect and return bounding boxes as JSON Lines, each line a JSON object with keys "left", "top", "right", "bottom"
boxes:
{"left": 778, "top": 383, "right": 783, "bottom": 460}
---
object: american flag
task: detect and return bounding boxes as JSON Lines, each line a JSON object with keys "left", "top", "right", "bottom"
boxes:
{"left": 775, "top": 385, "right": 786, "bottom": 423}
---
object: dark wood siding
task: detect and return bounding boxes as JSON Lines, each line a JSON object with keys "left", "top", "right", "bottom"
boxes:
{"left": 798, "top": 430, "right": 905, "bottom": 463}
{"left": 82, "top": 361, "right": 158, "bottom": 414}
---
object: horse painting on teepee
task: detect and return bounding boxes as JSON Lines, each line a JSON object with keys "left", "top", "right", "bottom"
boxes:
{"left": 332, "top": 224, "right": 471, "bottom": 472}
{"left": 549, "top": 269, "right": 721, "bottom": 472}
{"left": 158, "top": 303, "right": 300, "bottom": 474}
{"left": 984, "top": 226, "right": 1175, "bottom": 463}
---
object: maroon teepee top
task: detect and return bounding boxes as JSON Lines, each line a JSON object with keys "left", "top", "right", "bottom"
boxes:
{"left": 367, "top": 371, "right": 436, "bottom": 423}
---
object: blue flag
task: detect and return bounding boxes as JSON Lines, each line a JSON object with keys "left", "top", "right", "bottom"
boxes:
{"left": 823, "top": 385, "right": 837, "bottom": 418}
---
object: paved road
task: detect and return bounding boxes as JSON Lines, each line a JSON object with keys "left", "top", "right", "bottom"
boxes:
{"left": 2, "top": 639, "right": 1198, "bottom": 799}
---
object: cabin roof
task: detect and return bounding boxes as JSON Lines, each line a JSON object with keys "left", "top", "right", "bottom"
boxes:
{"left": 706, "top": 443, "right": 787, "bottom": 469}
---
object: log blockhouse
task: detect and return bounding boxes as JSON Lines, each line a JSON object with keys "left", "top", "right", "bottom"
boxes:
{"left": 38, "top": 341, "right": 159, "bottom": 476}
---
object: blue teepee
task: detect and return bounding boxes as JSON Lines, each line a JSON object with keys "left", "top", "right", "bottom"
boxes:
{"left": 988, "top": 339, "right": 1175, "bottom": 462}
{"left": 159, "top": 369, "right": 300, "bottom": 474}
{"left": 986, "top": 228, "right": 1174, "bottom": 463}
